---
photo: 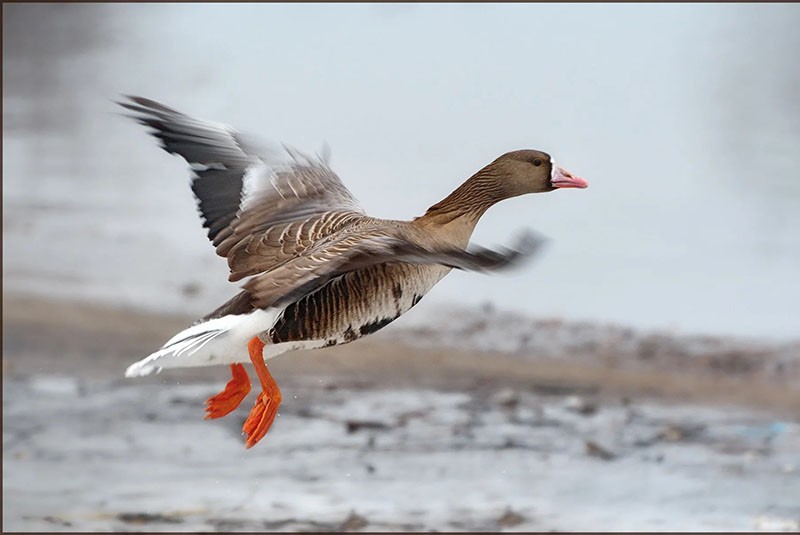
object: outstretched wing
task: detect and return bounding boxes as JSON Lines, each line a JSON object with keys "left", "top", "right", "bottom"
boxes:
{"left": 245, "top": 229, "right": 545, "bottom": 309}
{"left": 119, "top": 96, "right": 365, "bottom": 281}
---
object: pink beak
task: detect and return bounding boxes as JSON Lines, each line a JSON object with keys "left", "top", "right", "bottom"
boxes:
{"left": 551, "top": 166, "right": 589, "bottom": 189}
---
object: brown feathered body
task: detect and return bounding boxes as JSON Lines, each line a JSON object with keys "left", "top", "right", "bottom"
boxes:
{"left": 269, "top": 262, "right": 450, "bottom": 345}
{"left": 120, "top": 97, "right": 554, "bottom": 377}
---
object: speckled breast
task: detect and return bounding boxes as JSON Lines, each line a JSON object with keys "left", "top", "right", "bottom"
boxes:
{"left": 268, "top": 263, "right": 450, "bottom": 345}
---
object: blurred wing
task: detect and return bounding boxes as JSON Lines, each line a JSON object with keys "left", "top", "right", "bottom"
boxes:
{"left": 245, "top": 229, "right": 545, "bottom": 309}
{"left": 397, "top": 230, "right": 545, "bottom": 272}
{"left": 119, "top": 96, "right": 365, "bottom": 280}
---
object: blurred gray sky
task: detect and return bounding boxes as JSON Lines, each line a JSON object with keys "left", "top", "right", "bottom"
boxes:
{"left": 4, "top": 3, "right": 800, "bottom": 339}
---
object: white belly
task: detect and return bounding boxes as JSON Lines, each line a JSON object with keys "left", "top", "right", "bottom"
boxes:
{"left": 124, "top": 308, "right": 324, "bottom": 377}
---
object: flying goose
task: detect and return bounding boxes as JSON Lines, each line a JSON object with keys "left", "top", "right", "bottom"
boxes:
{"left": 120, "top": 96, "right": 588, "bottom": 448}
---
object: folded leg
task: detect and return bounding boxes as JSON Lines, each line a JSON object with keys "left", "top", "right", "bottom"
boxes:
{"left": 242, "top": 336, "right": 282, "bottom": 448}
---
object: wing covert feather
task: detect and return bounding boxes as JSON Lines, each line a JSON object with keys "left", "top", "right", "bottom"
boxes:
{"left": 244, "top": 229, "right": 545, "bottom": 308}
{"left": 120, "top": 96, "right": 365, "bottom": 279}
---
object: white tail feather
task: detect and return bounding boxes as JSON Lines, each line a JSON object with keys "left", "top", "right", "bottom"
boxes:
{"left": 125, "top": 308, "right": 282, "bottom": 377}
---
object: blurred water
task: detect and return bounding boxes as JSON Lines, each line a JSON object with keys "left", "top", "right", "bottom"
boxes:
{"left": 3, "top": 4, "right": 800, "bottom": 340}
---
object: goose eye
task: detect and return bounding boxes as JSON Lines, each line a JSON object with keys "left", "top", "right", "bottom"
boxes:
{"left": 533, "top": 159, "right": 542, "bottom": 167}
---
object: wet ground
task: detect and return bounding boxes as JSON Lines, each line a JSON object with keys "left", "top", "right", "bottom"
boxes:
{"left": 3, "top": 295, "right": 800, "bottom": 531}
{"left": 4, "top": 375, "right": 800, "bottom": 532}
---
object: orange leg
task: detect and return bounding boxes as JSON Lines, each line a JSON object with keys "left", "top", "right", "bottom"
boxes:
{"left": 242, "top": 336, "right": 282, "bottom": 448}
{"left": 204, "top": 363, "right": 252, "bottom": 419}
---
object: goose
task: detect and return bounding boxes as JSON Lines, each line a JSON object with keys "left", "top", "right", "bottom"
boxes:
{"left": 119, "top": 96, "right": 588, "bottom": 448}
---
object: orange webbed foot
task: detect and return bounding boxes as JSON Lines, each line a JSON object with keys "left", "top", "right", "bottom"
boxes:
{"left": 242, "top": 389, "right": 282, "bottom": 448}
{"left": 242, "top": 336, "right": 282, "bottom": 449}
{"left": 204, "top": 363, "right": 252, "bottom": 420}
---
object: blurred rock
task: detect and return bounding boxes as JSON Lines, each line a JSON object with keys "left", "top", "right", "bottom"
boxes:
{"left": 117, "top": 512, "right": 183, "bottom": 525}
{"left": 497, "top": 508, "right": 526, "bottom": 528}
{"left": 491, "top": 388, "right": 519, "bottom": 410}
{"left": 585, "top": 440, "right": 616, "bottom": 461}
{"left": 346, "top": 420, "right": 390, "bottom": 434}
{"left": 564, "top": 395, "right": 597, "bottom": 416}
{"left": 660, "top": 423, "right": 705, "bottom": 442}
{"left": 339, "top": 511, "right": 368, "bottom": 531}
{"left": 41, "top": 515, "right": 72, "bottom": 528}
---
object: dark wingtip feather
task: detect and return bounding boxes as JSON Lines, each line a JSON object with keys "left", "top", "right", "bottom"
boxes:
{"left": 122, "top": 95, "right": 182, "bottom": 115}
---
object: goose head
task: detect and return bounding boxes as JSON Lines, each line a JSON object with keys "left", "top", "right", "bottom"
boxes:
{"left": 491, "top": 149, "right": 588, "bottom": 197}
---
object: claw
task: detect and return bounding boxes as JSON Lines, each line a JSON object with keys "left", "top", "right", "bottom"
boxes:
{"left": 204, "top": 363, "right": 252, "bottom": 419}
